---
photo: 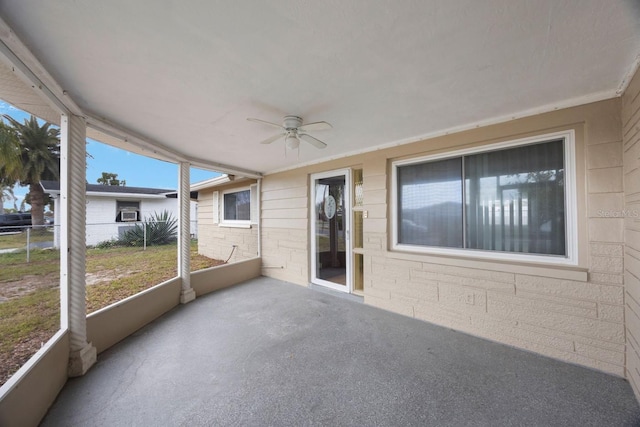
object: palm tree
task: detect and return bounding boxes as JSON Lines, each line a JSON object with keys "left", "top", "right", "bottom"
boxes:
{"left": 0, "top": 115, "right": 60, "bottom": 226}
{"left": 0, "top": 183, "right": 15, "bottom": 215}
{"left": 0, "top": 121, "right": 19, "bottom": 216}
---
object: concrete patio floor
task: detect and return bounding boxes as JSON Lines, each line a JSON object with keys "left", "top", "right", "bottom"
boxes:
{"left": 42, "top": 277, "right": 640, "bottom": 426}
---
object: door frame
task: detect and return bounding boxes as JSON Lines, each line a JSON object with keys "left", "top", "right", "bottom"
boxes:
{"left": 310, "top": 168, "right": 352, "bottom": 293}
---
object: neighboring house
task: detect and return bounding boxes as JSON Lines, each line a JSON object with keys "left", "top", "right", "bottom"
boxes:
{"left": 192, "top": 175, "right": 258, "bottom": 263}
{"left": 41, "top": 181, "right": 197, "bottom": 247}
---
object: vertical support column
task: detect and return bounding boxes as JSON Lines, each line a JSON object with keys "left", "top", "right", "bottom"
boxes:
{"left": 257, "top": 178, "right": 262, "bottom": 257}
{"left": 178, "top": 162, "right": 195, "bottom": 304}
{"left": 60, "top": 114, "right": 96, "bottom": 377}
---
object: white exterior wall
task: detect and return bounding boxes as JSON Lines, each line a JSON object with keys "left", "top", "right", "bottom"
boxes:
{"left": 85, "top": 196, "right": 180, "bottom": 246}
{"left": 196, "top": 181, "right": 258, "bottom": 263}
{"left": 261, "top": 98, "right": 628, "bottom": 377}
{"left": 53, "top": 195, "right": 192, "bottom": 247}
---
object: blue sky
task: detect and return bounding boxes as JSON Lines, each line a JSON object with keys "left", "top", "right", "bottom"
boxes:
{"left": 0, "top": 101, "right": 220, "bottom": 209}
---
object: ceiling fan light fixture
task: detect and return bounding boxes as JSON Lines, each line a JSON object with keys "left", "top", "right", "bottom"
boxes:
{"left": 248, "top": 115, "right": 330, "bottom": 150}
{"left": 285, "top": 134, "right": 300, "bottom": 149}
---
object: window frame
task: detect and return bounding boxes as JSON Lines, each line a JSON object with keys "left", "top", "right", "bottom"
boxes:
{"left": 220, "top": 186, "right": 252, "bottom": 227}
{"left": 391, "top": 130, "right": 577, "bottom": 266}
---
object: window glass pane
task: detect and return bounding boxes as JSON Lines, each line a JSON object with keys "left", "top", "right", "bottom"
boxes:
{"left": 353, "top": 210, "right": 363, "bottom": 249}
{"left": 464, "top": 140, "right": 565, "bottom": 255}
{"left": 224, "top": 190, "right": 250, "bottom": 221}
{"left": 397, "top": 157, "right": 463, "bottom": 247}
{"left": 353, "top": 253, "right": 364, "bottom": 293}
{"left": 353, "top": 169, "right": 364, "bottom": 207}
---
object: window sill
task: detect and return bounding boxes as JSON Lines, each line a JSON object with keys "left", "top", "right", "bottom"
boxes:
{"left": 218, "top": 222, "right": 252, "bottom": 229}
{"left": 387, "top": 248, "right": 588, "bottom": 282}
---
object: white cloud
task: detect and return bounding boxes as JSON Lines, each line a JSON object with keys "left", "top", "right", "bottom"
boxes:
{"left": 0, "top": 101, "right": 18, "bottom": 112}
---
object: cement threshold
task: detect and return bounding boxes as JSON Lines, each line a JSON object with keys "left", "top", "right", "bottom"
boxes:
{"left": 42, "top": 277, "right": 640, "bottom": 426}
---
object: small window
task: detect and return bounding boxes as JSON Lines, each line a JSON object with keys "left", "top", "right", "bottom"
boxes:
{"left": 392, "top": 131, "right": 576, "bottom": 264}
{"left": 213, "top": 185, "right": 257, "bottom": 227}
{"left": 221, "top": 188, "right": 251, "bottom": 225}
{"left": 116, "top": 200, "right": 140, "bottom": 222}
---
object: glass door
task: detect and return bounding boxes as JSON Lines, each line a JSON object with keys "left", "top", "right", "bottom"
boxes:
{"left": 311, "top": 169, "right": 351, "bottom": 292}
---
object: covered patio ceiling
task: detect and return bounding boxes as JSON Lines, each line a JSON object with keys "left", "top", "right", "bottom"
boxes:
{"left": 0, "top": 1, "right": 638, "bottom": 176}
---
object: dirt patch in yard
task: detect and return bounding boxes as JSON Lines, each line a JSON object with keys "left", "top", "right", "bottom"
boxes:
{"left": 0, "top": 274, "right": 58, "bottom": 301}
{"left": 0, "top": 269, "right": 165, "bottom": 301}
{"left": 85, "top": 270, "right": 138, "bottom": 286}
{"left": 0, "top": 330, "right": 54, "bottom": 386}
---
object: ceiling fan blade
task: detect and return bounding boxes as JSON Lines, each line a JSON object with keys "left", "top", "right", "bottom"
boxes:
{"left": 300, "top": 133, "right": 327, "bottom": 149}
{"left": 247, "top": 117, "right": 283, "bottom": 129}
{"left": 259, "top": 133, "right": 286, "bottom": 144}
{"left": 298, "top": 121, "right": 333, "bottom": 132}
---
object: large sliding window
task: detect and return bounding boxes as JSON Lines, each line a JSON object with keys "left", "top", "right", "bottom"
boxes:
{"left": 393, "top": 131, "right": 576, "bottom": 264}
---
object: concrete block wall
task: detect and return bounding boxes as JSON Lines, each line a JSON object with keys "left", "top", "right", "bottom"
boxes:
{"left": 197, "top": 186, "right": 258, "bottom": 263}
{"left": 261, "top": 170, "right": 310, "bottom": 283}
{"left": 623, "top": 66, "right": 640, "bottom": 398}
{"left": 361, "top": 99, "right": 626, "bottom": 377}
{"left": 262, "top": 98, "right": 630, "bottom": 377}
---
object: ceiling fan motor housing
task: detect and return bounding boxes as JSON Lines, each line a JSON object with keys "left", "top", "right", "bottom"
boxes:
{"left": 283, "top": 115, "right": 303, "bottom": 130}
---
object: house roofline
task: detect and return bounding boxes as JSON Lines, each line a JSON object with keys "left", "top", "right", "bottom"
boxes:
{"left": 40, "top": 180, "right": 177, "bottom": 198}
{"left": 189, "top": 174, "right": 253, "bottom": 192}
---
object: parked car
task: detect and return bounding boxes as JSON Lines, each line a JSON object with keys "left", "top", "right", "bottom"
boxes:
{"left": 0, "top": 213, "right": 32, "bottom": 232}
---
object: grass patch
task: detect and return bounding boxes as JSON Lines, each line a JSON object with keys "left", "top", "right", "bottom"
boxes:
{"left": 0, "top": 288, "right": 59, "bottom": 353}
{"left": 85, "top": 245, "right": 179, "bottom": 312}
{"left": 0, "top": 229, "right": 54, "bottom": 250}
{"left": 0, "top": 287, "right": 59, "bottom": 385}
{"left": 0, "top": 240, "right": 223, "bottom": 386}
{"left": 86, "top": 243, "right": 222, "bottom": 312}
{"left": 0, "top": 249, "right": 60, "bottom": 283}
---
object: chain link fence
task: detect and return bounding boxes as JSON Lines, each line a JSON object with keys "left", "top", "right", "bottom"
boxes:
{"left": 0, "top": 219, "right": 197, "bottom": 263}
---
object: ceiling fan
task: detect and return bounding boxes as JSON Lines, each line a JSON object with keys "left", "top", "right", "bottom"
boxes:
{"left": 247, "top": 115, "right": 332, "bottom": 150}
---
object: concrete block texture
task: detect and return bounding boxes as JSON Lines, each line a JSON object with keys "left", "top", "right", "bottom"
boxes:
{"left": 588, "top": 167, "right": 623, "bottom": 193}
{"left": 588, "top": 193, "right": 625, "bottom": 218}
{"left": 587, "top": 140, "right": 623, "bottom": 169}
{"left": 589, "top": 217, "right": 624, "bottom": 242}
{"left": 197, "top": 224, "right": 258, "bottom": 263}
{"left": 624, "top": 62, "right": 640, "bottom": 402}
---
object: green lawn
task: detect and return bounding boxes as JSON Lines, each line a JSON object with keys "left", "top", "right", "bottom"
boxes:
{"left": 0, "top": 229, "right": 54, "bottom": 250}
{"left": 0, "top": 241, "right": 223, "bottom": 386}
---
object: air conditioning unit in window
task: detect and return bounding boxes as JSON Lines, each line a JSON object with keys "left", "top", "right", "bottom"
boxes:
{"left": 121, "top": 211, "right": 137, "bottom": 222}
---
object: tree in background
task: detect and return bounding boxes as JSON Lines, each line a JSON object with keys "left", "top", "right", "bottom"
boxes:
{"left": 0, "top": 121, "right": 19, "bottom": 215}
{"left": 0, "top": 115, "right": 60, "bottom": 226}
{"left": 97, "top": 172, "right": 126, "bottom": 186}
{"left": 0, "top": 183, "right": 15, "bottom": 215}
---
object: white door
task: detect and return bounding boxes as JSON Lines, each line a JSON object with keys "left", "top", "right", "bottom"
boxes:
{"left": 310, "top": 169, "right": 351, "bottom": 292}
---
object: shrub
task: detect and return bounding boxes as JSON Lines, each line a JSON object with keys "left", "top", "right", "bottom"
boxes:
{"left": 118, "top": 210, "right": 178, "bottom": 247}
{"left": 94, "top": 239, "right": 120, "bottom": 249}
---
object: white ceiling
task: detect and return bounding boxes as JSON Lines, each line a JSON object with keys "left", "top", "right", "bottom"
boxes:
{"left": 0, "top": 1, "right": 638, "bottom": 176}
